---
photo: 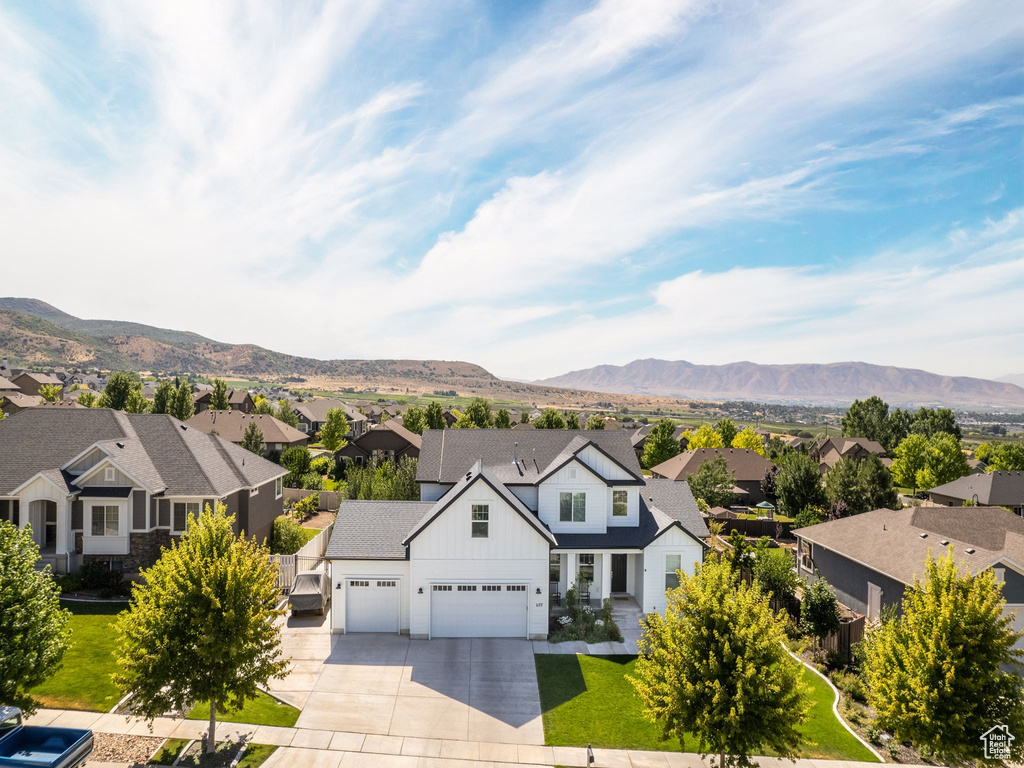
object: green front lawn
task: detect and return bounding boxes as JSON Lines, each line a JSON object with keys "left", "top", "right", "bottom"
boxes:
{"left": 30, "top": 600, "right": 124, "bottom": 711}
{"left": 186, "top": 691, "right": 299, "bottom": 727}
{"left": 536, "top": 654, "right": 877, "bottom": 762}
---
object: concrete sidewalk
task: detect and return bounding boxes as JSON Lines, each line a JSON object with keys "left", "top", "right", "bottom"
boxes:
{"left": 35, "top": 707, "right": 904, "bottom": 768}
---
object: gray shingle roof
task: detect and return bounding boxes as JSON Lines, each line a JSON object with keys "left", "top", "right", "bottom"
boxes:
{"left": 325, "top": 500, "right": 434, "bottom": 559}
{"left": 416, "top": 429, "right": 642, "bottom": 486}
{"left": 796, "top": 506, "right": 1024, "bottom": 584}
{"left": 642, "top": 478, "right": 710, "bottom": 538}
{"left": 294, "top": 398, "right": 366, "bottom": 424}
{"left": 928, "top": 471, "right": 1024, "bottom": 505}
{"left": 0, "top": 408, "right": 285, "bottom": 497}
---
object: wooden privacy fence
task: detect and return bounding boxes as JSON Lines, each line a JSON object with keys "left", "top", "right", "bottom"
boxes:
{"left": 283, "top": 487, "right": 342, "bottom": 511}
{"left": 270, "top": 522, "right": 333, "bottom": 593}
{"left": 715, "top": 516, "right": 793, "bottom": 540}
{"left": 821, "top": 615, "right": 866, "bottom": 663}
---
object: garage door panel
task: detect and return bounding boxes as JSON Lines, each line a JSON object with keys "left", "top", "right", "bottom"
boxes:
{"left": 430, "top": 584, "right": 527, "bottom": 638}
{"left": 346, "top": 578, "right": 400, "bottom": 633}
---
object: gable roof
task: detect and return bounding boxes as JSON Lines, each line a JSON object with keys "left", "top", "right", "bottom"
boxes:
{"left": 642, "top": 477, "right": 710, "bottom": 538}
{"left": 0, "top": 376, "right": 17, "bottom": 391}
{"left": 796, "top": 506, "right": 1024, "bottom": 584}
{"left": 13, "top": 371, "right": 62, "bottom": 386}
{"left": 325, "top": 500, "right": 434, "bottom": 559}
{"left": 928, "top": 471, "right": 1024, "bottom": 505}
{"left": 417, "top": 429, "right": 643, "bottom": 486}
{"left": 534, "top": 434, "right": 642, "bottom": 486}
{"left": 184, "top": 410, "right": 308, "bottom": 445}
{"left": 2, "top": 391, "right": 43, "bottom": 409}
{"left": 403, "top": 460, "right": 557, "bottom": 546}
{"left": 293, "top": 398, "right": 365, "bottom": 423}
{"left": 650, "top": 448, "right": 773, "bottom": 483}
{"left": 0, "top": 408, "right": 285, "bottom": 497}
{"left": 380, "top": 418, "right": 422, "bottom": 449}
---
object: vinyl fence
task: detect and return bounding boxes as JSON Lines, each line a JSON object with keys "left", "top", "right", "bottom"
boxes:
{"left": 270, "top": 522, "right": 333, "bottom": 593}
{"left": 283, "top": 487, "right": 342, "bottom": 511}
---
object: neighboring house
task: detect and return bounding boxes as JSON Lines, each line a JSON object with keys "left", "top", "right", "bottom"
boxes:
{"left": 442, "top": 408, "right": 458, "bottom": 427}
{"left": 68, "top": 373, "right": 105, "bottom": 390}
{"left": 968, "top": 459, "right": 988, "bottom": 475}
{"left": 0, "top": 376, "right": 18, "bottom": 394}
{"left": 326, "top": 429, "right": 708, "bottom": 638}
{"left": 649, "top": 448, "right": 775, "bottom": 506}
{"left": 11, "top": 371, "right": 63, "bottom": 397}
{"left": 193, "top": 388, "right": 255, "bottom": 414}
{"left": 293, "top": 398, "right": 367, "bottom": 438}
{"left": 811, "top": 436, "right": 886, "bottom": 474}
{"left": 36, "top": 400, "right": 86, "bottom": 409}
{"left": 1, "top": 391, "right": 43, "bottom": 416}
{"left": 184, "top": 410, "right": 309, "bottom": 457}
{"left": 928, "top": 471, "right": 1024, "bottom": 516}
{"left": 630, "top": 424, "right": 696, "bottom": 463}
{"left": 0, "top": 408, "right": 287, "bottom": 574}
{"left": 785, "top": 435, "right": 813, "bottom": 449}
{"left": 794, "top": 506, "right": 1024, "bottom": 651}
{"left": 336, "top": 419, "right": 422, "bottom": 465}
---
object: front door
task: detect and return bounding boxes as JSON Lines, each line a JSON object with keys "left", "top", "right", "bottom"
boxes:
{"left": 611, "top": 553, "right": 627, "bottom": 593}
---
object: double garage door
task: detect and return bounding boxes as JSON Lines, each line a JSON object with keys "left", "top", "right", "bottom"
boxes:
{"left": 430, "top": 583, "right": 528, "bottom": 638}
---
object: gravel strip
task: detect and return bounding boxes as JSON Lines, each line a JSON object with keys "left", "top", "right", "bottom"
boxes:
{"left": 90, "top": 732, "right": 164, "bottom": 764}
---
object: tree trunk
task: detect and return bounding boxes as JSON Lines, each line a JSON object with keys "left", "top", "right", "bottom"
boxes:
{"left": 207, "top": 700, "right": 216, "bottom": 754}
{"left": 720, "top": 750, "right": 726, "bottom": 768}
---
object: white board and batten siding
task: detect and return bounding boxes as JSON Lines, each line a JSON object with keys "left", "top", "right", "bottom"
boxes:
{"left": 537, "top": 458, "right": 639, "bottom": 533}
{"left": 640, "top": 526, "right": 704, "bottom": 616}
{"left": 409, "top": 479, "right": 549, "bottom": 639}
{"left": 329, "top": 559, "right": 411, "bottom": 634}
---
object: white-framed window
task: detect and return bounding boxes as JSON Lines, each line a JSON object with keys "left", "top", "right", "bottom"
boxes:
{"left": 250, "top": 485, "right": 259, "bottom": 497}
{"left": 550, "top": 553, "right": 561, "bottom": 583}
{"left": 298, "top": 422, "right": 309, "bottom": 433}
{"left": 172, "top": 501, "right": 201, "bottom": 534}
{"left": 104, "top": 467, "right": 116, "bottom": 482}
{"left": 90, "top": 505, "right": 119, "bottom": 537}
{"left": 578, "top": 553, "right": 595, "bottom": 583}
{"left": 471, "top": 504, "right": 489, "bottom": 538}
{"left": 275, "top": 477, "right": 283, "bottom": 499}
{"left": 799, "top": 540, "right": 812, "bottom": 572}
{"left": 612, "top": 489, "right": 628, "bottom": 517}
{"left": 665, "top": 554, "right": 682, "bottom": 590}
{"left": 559, "top": 491, "right": 586, "bottom": 522}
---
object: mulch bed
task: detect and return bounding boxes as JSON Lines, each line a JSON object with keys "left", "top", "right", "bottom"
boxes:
{"left": 90, "top": 732, "right": 164, "bottom": 764}
{"left": 298, "top": 509, "right": 334, "bottom": 530}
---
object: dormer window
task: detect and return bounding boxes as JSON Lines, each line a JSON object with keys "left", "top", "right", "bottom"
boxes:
{"left": 559, "top": 492, "right": 586, "bottom": 522}
{"left": 612, "top": 490, "right": 628, "bottom": 517}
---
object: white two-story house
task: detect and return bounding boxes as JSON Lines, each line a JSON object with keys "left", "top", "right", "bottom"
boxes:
{"left": 326, "top": 429, "right": 708, "bottom": 639}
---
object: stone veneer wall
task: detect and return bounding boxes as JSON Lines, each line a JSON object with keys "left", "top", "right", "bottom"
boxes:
{"left": 79, "top": 529, "right": 173, "bottom": 572}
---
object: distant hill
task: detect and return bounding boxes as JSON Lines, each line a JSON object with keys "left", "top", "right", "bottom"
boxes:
{"left": 536, "top": 358, "right": 1024, "bottom": 408}
{"left": 997, "top": 372, "right": 1024, "bottom": 388}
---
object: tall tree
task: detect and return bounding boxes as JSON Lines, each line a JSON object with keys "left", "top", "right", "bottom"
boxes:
{"left": 841, "top": 395, "right": 891, "bottom": 447}
{"left": 629, "top": 556, "right": 808, "bottom": 766}
{"left": 910, "top": 406, "right": 961, "bottom": 441}
{"left": 456, "top": 397, "right": 492, "bottom": 428}
{"left": 731, "top": 427, "right": 766, "bottom": 456}
{"left": 800, "top": 577, "right": 841, "bottom": 648}
{"left": 716, "top": 418, "right": 738, "bottom": 447}
{"left": 915, "top": 432, "right": 969, "bottom": 490}
{"left": 240, "top": 422, "right": 265, "bottom": 455}
{"left": 424, "top": 401, "right": 446, "bottom": 430}
{"left": 152, "top": 381, "right": 175, "bottom": 414}
{"left": 76, "top": 390, "right": 99, "bottom": 408}
{"left": 566, "top": 412, "right": 581, "bottom": 429}
{"left": 280, "top": 446, "right": 312, "bottom": 485}
{"left": 113, "top": 504, "right": 287, "bottom": 753}
{"left": 274, "top": 399, "right": 298, "bottom": 428}
{"left": 858, "top": 453, "right": 899, "bottom": 511}
{"left": 124, "top": 388, "right": 150, "bottom": 414}
{"left": 0, "top": 521, "right": 71, "bottom": 713}
{"left": 100, "top": 371, "right": 140, "bottom": 411}
{"left": 172, "top": 381, "right": 195, "bottom": 421}
{"left": 494, "top": 408, "right": 512, "bottom": 429}
{"left": 885, "top": 407, "right": 913, "bottom": 450}
{"left": 210, "top": 379, "right": 230, "bottom": 411}
{"left": 890, "top": 433, "right": 930, "bottom": 493}
{"left": 252, "top": 395, "right": 273, "bottom": 415}
{"left": 686, "top": 455, "right": 736, "bottom": 509}
{"left": 774, "top": 451, "right": 825, "bottom": 517}
{"left": 319, "top": 408, "right": 350, "bottom": 452}
{"left": 683, "top": 424, "right": 724, "bottom": 450}
{"left": 751, "top": 540, "right": 799, "bottom": 612}
{"left": 584, "top": 414, "right": 605, "bottom": 429}
{"left": 39, "top": 384, "right": 61, "bottom": 402}
{"left": 533, "top": 408, "right": 567, "bottom": 429}
{"left": 987, "top": 442, "right": 1024, "bottom": 471}
{"left": 864, "top": 550, "right": 1024, "bottom": 762}
{"left": 403, "top": 406, "right": 427, "bottom": 434}
{"left": 519, "top": 410, "right": 530, "bottom": 424}
{"left": 824, "top": 457, "right": 870, "bottom": 516}
{"left": 643, "top": 418, "right": 681, "bottom": 467}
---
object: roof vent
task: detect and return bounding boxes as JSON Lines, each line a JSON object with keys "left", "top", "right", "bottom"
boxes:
{"left": 965, "top": 547, "right": 975, "bottom": 554}
{"left": 940, "top": 540, "right": 949, "bottom": 546}
{"left": 919, "top": 533, "right": 927, "bottom": 538}
{"left": 116, "top": 442, "right": 124, "bottom": 449}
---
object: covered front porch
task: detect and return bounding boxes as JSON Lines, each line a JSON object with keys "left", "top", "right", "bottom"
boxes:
{"left": 548, "top": 549, "right": 643, "bottom": 610}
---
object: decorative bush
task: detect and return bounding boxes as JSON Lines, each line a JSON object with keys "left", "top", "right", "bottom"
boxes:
{"left": 550, "top": 586, "right": 622, "bottom": 644}
{"left": 291, "top": 493, "right": 320, "bottom": 521}
{"left": 310, "top": 456, "right": 335, "bottom": 476}
{"left": 271, "top": 516, "right": 308, "bottom": 555}
{"left": 831, "top": 670, "right": 868, "bottom": 703}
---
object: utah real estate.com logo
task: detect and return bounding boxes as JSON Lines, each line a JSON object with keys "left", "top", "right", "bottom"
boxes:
{"left": 981, "top": 724, "right": 1014, "bottom": 760}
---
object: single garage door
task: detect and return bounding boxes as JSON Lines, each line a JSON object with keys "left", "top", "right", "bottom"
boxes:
{"left": 430, "top": 583, "right": 528, "bottom": 638}
{"left": 346, "top": 579, "right": 400, "bottom": 633}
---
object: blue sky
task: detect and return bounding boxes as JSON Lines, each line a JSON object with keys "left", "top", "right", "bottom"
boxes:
{"left": 1, "top": 0, "right": 1022, "bottom": 381}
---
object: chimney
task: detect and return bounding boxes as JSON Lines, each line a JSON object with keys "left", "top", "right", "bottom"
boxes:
{"left": 514, "top": 441, "right": 519, "bottom": 465}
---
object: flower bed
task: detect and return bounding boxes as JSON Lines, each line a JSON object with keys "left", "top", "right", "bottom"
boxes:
{"left": 550, "top": 582, "right": 622, "bottom": 643}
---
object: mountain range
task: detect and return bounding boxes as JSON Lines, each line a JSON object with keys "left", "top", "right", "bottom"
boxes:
{"left": 535, "top": 358, "right": 1024, "bottom": 408}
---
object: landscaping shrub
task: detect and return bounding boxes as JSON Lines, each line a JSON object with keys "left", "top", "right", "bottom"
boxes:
{"left": 550, "top": 585, "right": 622, "bottom": 643}
{"left": 887, "top": 738, "right": 900, "bottom": 759}
{"left": 831, "top": 670, "right": 868, "bottom": 703}
{"left": 298, "top": 472, "right": 324, "bottom": 491}
{"left": 291, "top": 493, "right": 320, "bottom": 521}
{"left": 309, "top": 456, "right": 335, "bottom": 476}
{"left": 865, "top": 724, "right": 882, "bottom": 744}
{"left": 270, "top": 516, "right": 307, "bottom": 555}
{"left": 76, "top": 561, "right": 131, "bottom": 598}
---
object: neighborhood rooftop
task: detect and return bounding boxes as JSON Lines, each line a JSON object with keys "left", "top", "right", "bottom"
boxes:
{"left": 928, "top": 471, "right": 1024, "bottom": 505}
{"left": 184, "top": 409, "right": 308, "bottom": 445}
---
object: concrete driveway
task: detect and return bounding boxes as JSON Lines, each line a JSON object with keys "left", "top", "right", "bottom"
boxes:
{"left": 292, "top": 634, "right": 543, "bottom": 745}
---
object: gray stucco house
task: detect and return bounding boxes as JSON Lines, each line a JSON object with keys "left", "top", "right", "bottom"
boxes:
{"left": 0, "top": 408, "right": 287, "bottom": 574}
{"left": 795, "top": 506, "right": 1024, "bottom": 653}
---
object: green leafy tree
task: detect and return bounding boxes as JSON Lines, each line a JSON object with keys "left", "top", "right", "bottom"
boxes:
{"left": 792, "top": 505, "right": 826, "bottom": 529}
{"left": 686, "top": 455, "right": 736, "bottom": 508}
{"left": 210, "top": 379, "right": 230, "bottom": 411}
{"left": 584, "top": 414, "right": 605, "bottom": 429}
{"left": 858, "top": 453, "right": 899, "bottom": 511}
{"left": 270, "top": 516, "right": 307, "bottom": 555}
{"left": 39, "top": 383, "right": 61, "bottom": 402}
{"left": 886, "top": 407, "right": 913, "bottom": 449}
{"left": 800, "top": 577, "right": 841, "bottom": 647}
{"left": 76, "top": 390, "right": 99, "bottom": 408}
{"left": 455, "top": 397, "right": 492, "bottom": 428}
{"left": 644, "top": 418, "right": 682, "bottom": 468}
{"left": 916, "top": 432, "right": 969, "bottom": 490}
{"left": 533, "top": 408, "right": 566, "bottom": 429}
{"left": 864, "top": 549, "right": 1024, "bottom": 762}
{"left": 494, "top": 408, "right": 512, "bottom": 429}
{"left": 910, "top": 407, "right": 961, "bottom": 441}
{"left": 345, "top": 457, "right": 419, "bottom": 500}
{"left": 716, "top": 418, "right": 738, "bottom": 447}
{"left": 774, "top": 451, "right": 825, "bottom": 517}
{"left": 240, "top": 421, "right": 265, "bottom": 455}
{"left": 519, "top": 410, "right": 530, "bottom": 424}
{"left": 890, "top": 433, "right": 929, "bottom": 493}
{"left": 565, "top": 412, "right": 580, "bottom": 429}
{"left": 403, "top": 406, "right": 427, "bottom": 434}
{"left": 751, "top": 540, "right": 798, "bottom": 612}
{"left": 280, "top": 445, "right": 312, "bottom": 485}
{"left": 319, "top": 408, "right": 350, "bottom": 452}
{"left": 842, "top": 395, "right": 892, "bottom": 448}
{"left": 683, "top": 424, "right": 724, "bottom": 450}
{"left": 424, "top": 401, "right": 446, "bottom": 430}
{"left": 124, "top": 388, "right": 150, "bottom": 414}
{"left": 629, "top": 556, "right": 808, "bottom": 767}
{"left": 152, "top": 381, "right": 175, "bottom": 414}
{"left": 987, "top": 442, "right": 1024, "bottom": 472}
{"left": 730, "top": 427, "right": 766, "bottom": 456}
{"left": 113, "top": 504, "right": 287, "bottom": 753}
{"left": 100, "top": 372, "right": 141, "bottom": 411}
{"left": 171, "top": 381, "right": 195, "bottom": 421}
{"left": 252, "top": 395, "right": 273, "bottom": 415}
{"left": 274, "top": 399, "right": 298, "bottom": 428}
{"left": 824, "top": 457, "right": 870, "bottom": 516}
{"left": 0, "top": 521, "right": 71, "bottom": 713}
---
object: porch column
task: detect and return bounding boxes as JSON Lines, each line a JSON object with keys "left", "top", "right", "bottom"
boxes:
{"left": 567, "top": 552, "right": 577, "bottom": 590}
{"left": 600, "top": 553, "right": 612, "bottom": 602}
{"left": 56, "top": 497, "right": 69, "bottom": 556}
